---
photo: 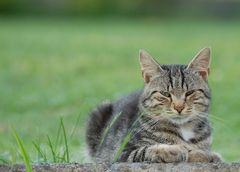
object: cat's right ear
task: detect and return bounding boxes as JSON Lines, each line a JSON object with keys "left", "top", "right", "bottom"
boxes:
{"left": 139, "top": 49, "right": 164, "bottom": 83}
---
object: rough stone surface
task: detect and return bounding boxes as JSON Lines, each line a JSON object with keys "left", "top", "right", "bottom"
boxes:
{"left": 0, "top": 162, "right": 240, "bottom": 172}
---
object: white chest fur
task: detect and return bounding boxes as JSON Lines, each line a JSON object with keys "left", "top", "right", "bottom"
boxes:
{"left": 180, "top": 127, "right": 195, "bottom": 141}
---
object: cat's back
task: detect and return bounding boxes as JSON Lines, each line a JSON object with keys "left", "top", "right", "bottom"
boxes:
{"left": 86, "top": 90, "right": 142, "bottom": 161}
{"left": 112, "top": 90, "right": 142, "bottom": 119}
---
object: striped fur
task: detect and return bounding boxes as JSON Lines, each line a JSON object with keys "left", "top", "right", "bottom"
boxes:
{"left": 86, "top": 48, "right": 222, "bottom": 163}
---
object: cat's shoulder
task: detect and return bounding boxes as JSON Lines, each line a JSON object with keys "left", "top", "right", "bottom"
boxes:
{"left": 114, "top": 90, "right": 143, "bottom": 105}
{"left": 112, "top": 90, "right": 143, "bottom": 114}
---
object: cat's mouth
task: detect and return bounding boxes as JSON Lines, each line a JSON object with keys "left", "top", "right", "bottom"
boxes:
{"left": 149, "top": 112, "right": 191, "bottom": 125}
{"left": 144, "top": 108, "right": 197, "bottom": 125}
{"left": 156, "top": 111, "right": 191, "bottom": 122}
{"left": 146, "top": 109, "right": 192, "bottom": 121}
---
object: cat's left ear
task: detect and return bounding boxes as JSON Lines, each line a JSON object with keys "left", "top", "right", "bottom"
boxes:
{"left": 187, "top": 48, "right": 211, "bottom": 81}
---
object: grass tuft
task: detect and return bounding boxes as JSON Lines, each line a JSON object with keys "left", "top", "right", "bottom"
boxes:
{"left": 31, "top": 118, "right": 70, "bottom": 163}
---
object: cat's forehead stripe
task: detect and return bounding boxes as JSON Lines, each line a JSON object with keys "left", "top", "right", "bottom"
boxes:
{"left": 161, "top": 65, "right": 187, "bottom": 91}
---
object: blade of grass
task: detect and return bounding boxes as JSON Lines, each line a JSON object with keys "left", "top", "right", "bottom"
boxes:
{"left": 32, "top": 141, "right": 47, "bottom": 163}
{"left": 12, "top": 128, "right": 32, "bottom": 172}
{"left": 114, "top": 131, "right": 133, "bottom": 162}
{"left": 60, "top": 118, "right": 69, "bottom": 163}
{"left": 55, "top": 120, "right": 64, "bottom": 162}
{"left": 99, "top": 112, "right": 122, "bottom": 146}
{"left": 62, "top": 148, "right": 67, "bottom": 163}
{"left": 47, "top": 135, "right": 56, "bottom": 162}
{"left": 54, "top": 120, "right": 62, "bottom": 154}
{"left": 56, "top": 154, "right": 65, "bottom": 163}
{"left": 70, "top": 113, "right": 81, "bottom": 138}
{"left": 0, "top": 156, "right": 10, "bottom": 164}
{"left": 114, "top": 112, "right": 145, "bottom": 162}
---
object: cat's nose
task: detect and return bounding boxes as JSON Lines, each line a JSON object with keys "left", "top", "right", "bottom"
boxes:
{"left": 173, "top": 101, "right": 185, "bottom": 114}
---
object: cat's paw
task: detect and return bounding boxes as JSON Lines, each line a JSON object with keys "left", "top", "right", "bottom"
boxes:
{"left": 188, "top": 150, "right": 222, "bottom": 163}
{"left": 145, "top": 144, "right": 188, "bottom": 163}
{"left": 210, "top": 152, "right": 223, "bottom": 163}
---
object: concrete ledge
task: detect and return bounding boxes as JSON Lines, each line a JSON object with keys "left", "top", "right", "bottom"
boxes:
{"left": 0, "top": 162, "right": 240, "bottom": 172}
{"left": 111, "top": 163, "right": 240, "bottom": 172}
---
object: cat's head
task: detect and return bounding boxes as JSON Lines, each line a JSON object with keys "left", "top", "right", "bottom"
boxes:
{"left": 139, "top": 48, "right": 211, "bottom": 124}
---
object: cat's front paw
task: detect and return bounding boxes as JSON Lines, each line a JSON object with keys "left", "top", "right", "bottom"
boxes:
{"left": 188, "top": 150, "right": 222, "bottom": 163}
{"left": 145, "top": 144, "right": 188, "bottom": 163}
{"left": 211, "top": 152, "right": 223, "bottom": 163}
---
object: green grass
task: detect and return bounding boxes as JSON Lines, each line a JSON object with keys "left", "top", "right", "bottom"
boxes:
{"left": 12, "top": 128, "right": 32, "bottom": 172}
{"left": 32, "top": 118, "right": 71, "bottom": 163}
{"left": 0, "top": 17, "right": 240, "bottom": 163}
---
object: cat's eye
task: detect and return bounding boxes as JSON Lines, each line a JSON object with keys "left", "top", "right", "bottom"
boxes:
{"left": 150, "top": 91, "right": 160, "bottom": 96}
{"left": 186, "top": 90, "right": 195, "bottom": 97}
{"left": 160, "top": 91, "right": 171, "bottom": 98}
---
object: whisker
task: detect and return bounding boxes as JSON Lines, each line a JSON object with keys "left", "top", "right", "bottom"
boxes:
{"left": 197, "top": 111, "right": 226, "bottom": 123}
{"left": 194, "top": 112, "right": 229, "bottom": 128}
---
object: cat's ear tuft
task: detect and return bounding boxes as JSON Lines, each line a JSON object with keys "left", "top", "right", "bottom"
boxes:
{"left": 139, "top": 49, "right": 163, "bottom": 83}
{"left": 187, "top": 47, "right": 211, "bottom": 81}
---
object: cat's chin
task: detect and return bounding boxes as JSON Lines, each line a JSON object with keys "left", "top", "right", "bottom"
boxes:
{"left": 169, "top": 115, "right": 192, "bottom": 125}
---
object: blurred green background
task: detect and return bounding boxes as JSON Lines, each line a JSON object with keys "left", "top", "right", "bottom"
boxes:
{"left": 0, "top": 0, "right": 240, "bottom": 163}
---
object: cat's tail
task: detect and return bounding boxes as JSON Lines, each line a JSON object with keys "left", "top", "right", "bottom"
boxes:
{"left": 86, "top": 101, "right": 113, "bottom": 157}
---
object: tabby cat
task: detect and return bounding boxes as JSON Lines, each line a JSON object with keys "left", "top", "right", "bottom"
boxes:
{"left": 86, "top": 48, "right": 222, "bottom": 164}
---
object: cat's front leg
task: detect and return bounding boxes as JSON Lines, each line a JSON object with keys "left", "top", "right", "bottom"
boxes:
{"left": 128, "top": 144, "right": 188, "bottom": 163}
{"left": 187, "top": 149, "right": 222, "bottom": 163}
